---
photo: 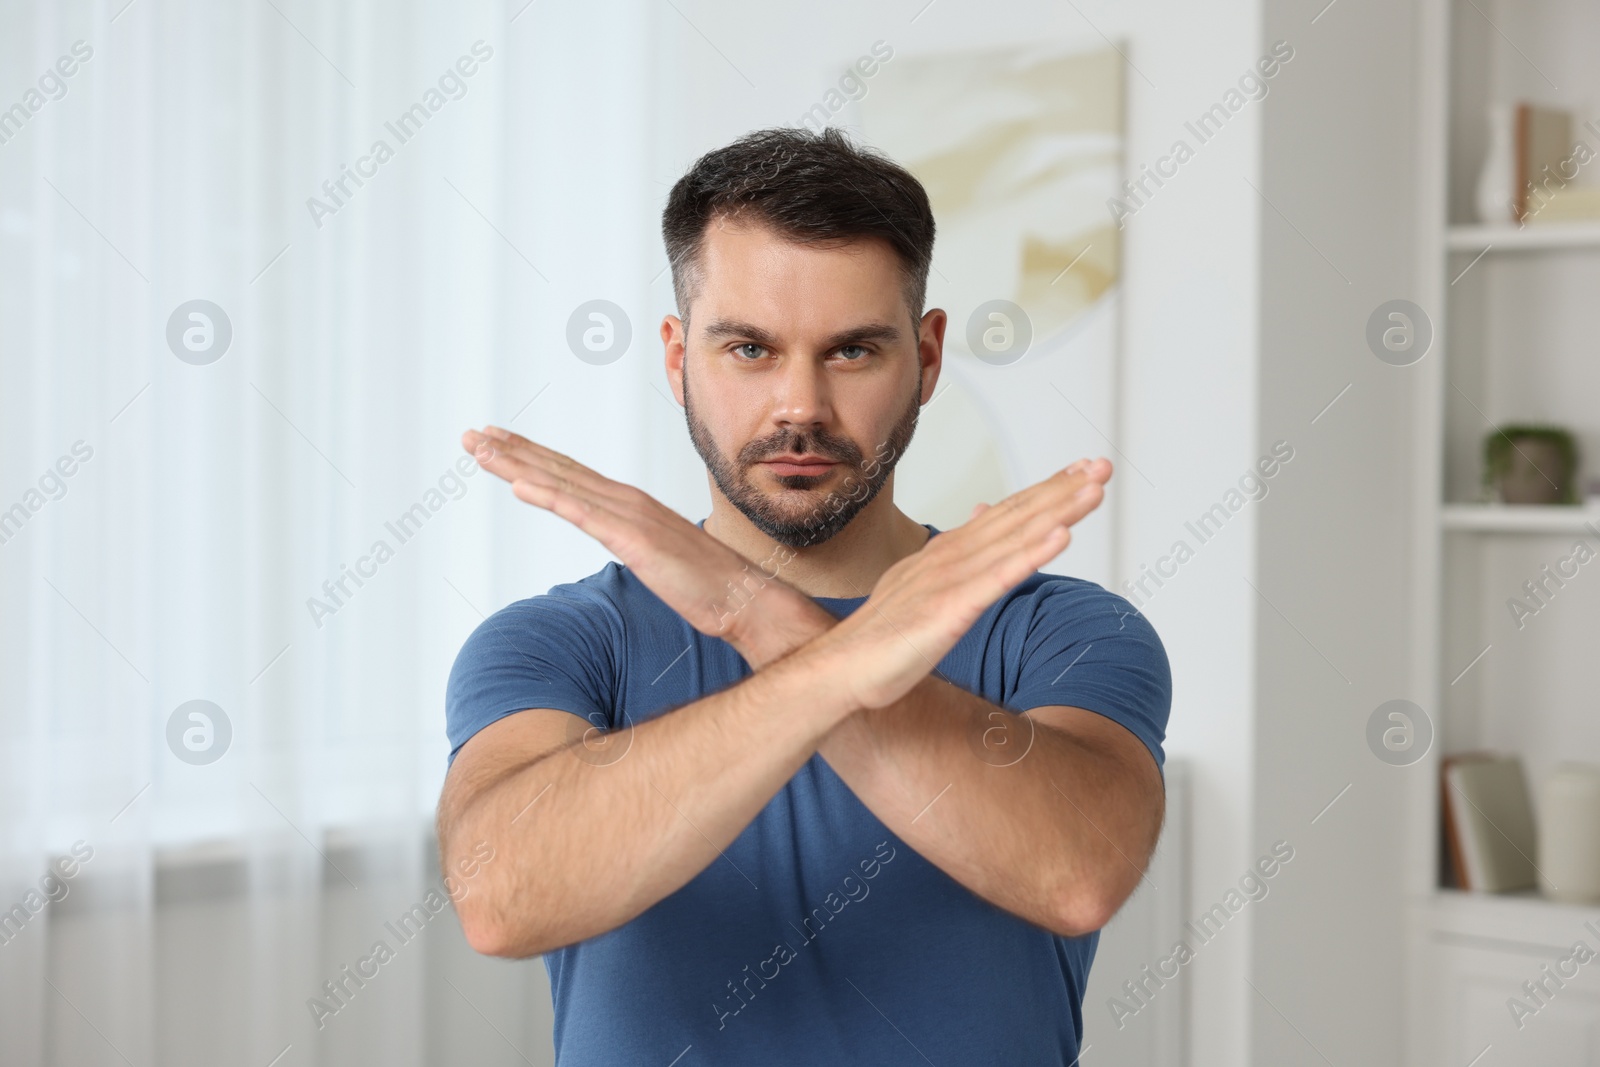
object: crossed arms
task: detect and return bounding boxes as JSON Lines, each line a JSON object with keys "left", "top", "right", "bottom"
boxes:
{"left": 435, "top": 428, "right": 1165, "bottom": 958}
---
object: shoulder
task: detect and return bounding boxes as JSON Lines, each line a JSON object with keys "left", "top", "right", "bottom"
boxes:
{"left": 444, "top": 562, "right": 643, "bottom": 763}
{"left": 448, "top": 563, "right": 638, "bottom": 675}
{"left": 997, "top": 571, "right": 1173, "bottom": 765}
{"left": 476, "top": 562, "right": 632, "bottom": 630}
{"left": 1005, "top": 572, "right": 1165, "bottom": 651}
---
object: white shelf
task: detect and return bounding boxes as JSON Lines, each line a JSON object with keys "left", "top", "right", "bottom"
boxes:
{"left": 1440, "top": 503, "right": 1600, "bottom": 533}
{"left": 1427, "top": 888, "right": 1600, "bottom": 948}
{"left": 1447, "top": 221, "right": 1600, "bottom": 252}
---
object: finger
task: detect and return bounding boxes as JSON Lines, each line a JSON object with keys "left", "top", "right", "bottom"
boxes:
{"left": 946, "top": 522, "right": 1074, "bottom": 619}
{"left": 467, "top": 428, "right": 583, "bottom": 476}
{"left": 494, "top": 442, "right": 704, "bottom": 556}
{"left": 973, "top": 511, "right": 1078, "bottom": 581}
{"left": 894, "top": 522, "right": 1073, "bottom": 641}
{"left": 465, "top": 435, "right": 511, "bottom": 481}
{"left": 478, "top": 425, "right": 586, "bottom": 471}
{"left": 473, "top": 430, "right": 710, "bottom": 556}
{"left": 468, "top": 436, "right": 542, "bottom": 488}
{"left": 463, "top": 430, "right": 512, "bottom": 472}
{"left": 462, "top": 428, "right": 500, "bottom": 460}
{"left": 509, "top": 476, "right": 645, "bottom": 559}
{"left": 467, "top": 429, "right": 634, "bottom": 505}
{"left": 997, "top": 457, "right": 1110, "bottom": 531}
{"left": 1076, "top": 456, "right": 1114, "bottom": 485}
{"left": 995, "top": 481, "right": 1100, "bottom": 570}
{"left": 465, "top": 429, "right": 636, "bottom": 531}
{"left": 940, "top": 466, "right": 1105, "bottom": 583}
{"left": 512, "top": 475, "right": 726, "bottom": 587}
{"left": 499, "top": 435, "right": 639, "bottom": 505}
{"left": 467, "top": 427, "right": 597, "bottom": 482}
{"left": 973, "top": 459, "right": 1099, "bottom": 528}
{"left": 959, "top": 461, "right": 1102, "bottom": 549}
{"left": 1006, "top": 524, "right": 1072, "bottom": 584}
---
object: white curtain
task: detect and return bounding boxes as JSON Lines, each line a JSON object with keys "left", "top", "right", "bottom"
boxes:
{"left": 0, "top": 0, "right": 662, "bottom": 1062}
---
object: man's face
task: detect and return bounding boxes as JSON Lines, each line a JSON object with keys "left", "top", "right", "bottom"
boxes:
{"left": 665, "top": 217, "right": 942, "bottom": 549}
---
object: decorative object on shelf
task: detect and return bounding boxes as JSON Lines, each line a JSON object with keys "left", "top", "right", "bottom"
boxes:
{"left": 1526, "top": 183, "right": 1600, "bottom": 225}
{"left": 1475, "top": 103, "right": 1573, "bottom": 224}
{"left": 1442, "top": 753, "right": 1538, "bottom": 893}
{"left": 1538, "top": 763, "right": 1600, "bottom": 903}
{"left": 1483, "top": 424, "right": 1580, "bottom": 505}
{"left": 1515, "top": 103, "right": 1574, "bottom": 224}
{"left": 1475, "top": 103, "right": 1518, "bottom": 223}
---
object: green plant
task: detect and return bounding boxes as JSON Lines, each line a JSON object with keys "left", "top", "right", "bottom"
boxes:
{"left": 1482, "top": 424, "right": 1580, "bottom": 504}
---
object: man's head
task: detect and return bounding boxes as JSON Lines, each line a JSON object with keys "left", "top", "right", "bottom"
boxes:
{"left": 660, "top": 127, "right": 942, "bottom": 549}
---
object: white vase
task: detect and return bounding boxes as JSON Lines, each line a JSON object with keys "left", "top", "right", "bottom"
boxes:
{"left": 1538, "top": 763, "right": 1600, "bottom": 903}
{"left": 1475, "top": 103, "right": 1518, "bottom": 224}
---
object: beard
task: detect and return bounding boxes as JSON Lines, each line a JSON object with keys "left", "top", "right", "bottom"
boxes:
{"left": 683, "top": 367, "right": 923, "bottom": 550}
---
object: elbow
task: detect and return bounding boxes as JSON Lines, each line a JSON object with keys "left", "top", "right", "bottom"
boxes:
{"left": 1049, "top": 879, "right": 1131, "bottom": 938}
{"left": 1050, "top": 896, "right": 1116, "bottom": 939}
{"left": 461, "top": 915, "right": 544, "bottom": 960}
{"left": 460, "top": 917, "right": 514, "bottom": 959}
{"left": 457, "top": 899, "right": 512, "bottom": 957}
{"left": 457, "top": 897, "right": 546, "bottom": 960}
{"left": 439, "top": 832, "right": 545, "bottom": 957}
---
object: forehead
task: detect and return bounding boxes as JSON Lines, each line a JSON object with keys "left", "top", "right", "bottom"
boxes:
{"left": 692, "top": 217, "right": 905, "bottom": 333}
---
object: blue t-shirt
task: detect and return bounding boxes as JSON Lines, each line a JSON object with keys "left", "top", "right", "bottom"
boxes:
{"left": 445, "top": 522, "right": 1171, "bottom": 1066}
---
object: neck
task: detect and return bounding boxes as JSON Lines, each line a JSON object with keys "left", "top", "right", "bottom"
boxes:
{"left": 702, "top": 473, "right": 931, "bottom": 598}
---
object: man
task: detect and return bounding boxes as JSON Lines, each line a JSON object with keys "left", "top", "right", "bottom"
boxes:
{"left": 437, "top": 126, "right": 1170, "bottom": 1065}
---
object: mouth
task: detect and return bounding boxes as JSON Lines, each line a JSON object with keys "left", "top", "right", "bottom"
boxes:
{"left": 759, "top": 454, "right": 840, "bottom": 477}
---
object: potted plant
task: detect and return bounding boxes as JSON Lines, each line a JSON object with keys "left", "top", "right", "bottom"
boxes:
{"left": 1483, "top": 424, "right": 1580, "bottom": 505}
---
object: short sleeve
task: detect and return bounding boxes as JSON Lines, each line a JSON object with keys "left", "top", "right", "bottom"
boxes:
{"left": 444, "top": 583, "right": 621, "bottom": 767}
{"left": 1007, "top": 579, "right": 1171, "bottom": 772}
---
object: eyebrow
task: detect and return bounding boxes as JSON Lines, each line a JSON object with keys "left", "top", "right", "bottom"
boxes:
{"left": 699, "top": 318, "right": 905, "bottom": 350}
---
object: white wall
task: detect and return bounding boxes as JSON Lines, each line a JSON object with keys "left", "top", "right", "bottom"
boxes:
{"left": 1251, "top": 0, "right": 1422, "bottom": 1064}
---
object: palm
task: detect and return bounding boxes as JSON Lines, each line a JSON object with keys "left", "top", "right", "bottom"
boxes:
{"left": 465, "top": 427, "right": 774, "bottom": 640}
{"left": 825, "top": 458, "right": 1111, "bottom": 709}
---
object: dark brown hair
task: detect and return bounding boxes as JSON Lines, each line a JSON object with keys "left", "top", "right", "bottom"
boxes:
{"left": 661, "top": 126, "right": 936, "bottom": 332}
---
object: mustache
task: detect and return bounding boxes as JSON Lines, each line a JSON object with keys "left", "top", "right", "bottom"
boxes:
{"left": 739, "top": 432, "right": 863, "bottom": 467}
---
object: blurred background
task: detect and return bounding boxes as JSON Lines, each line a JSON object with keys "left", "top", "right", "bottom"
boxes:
{"left": 3, "top": 0, "right": 1599, "bottom": 1063}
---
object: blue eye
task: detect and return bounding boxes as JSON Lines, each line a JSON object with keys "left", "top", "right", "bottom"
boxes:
{"left": 836, "top": 345, "right": 869, "bottom": 361}
{"left": 733, "top": 343, "right": 765, "bottom": 360}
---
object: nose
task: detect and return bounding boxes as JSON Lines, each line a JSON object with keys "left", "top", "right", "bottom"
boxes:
{"left": 771, "top": 355, "right": 831, "bottom": 434}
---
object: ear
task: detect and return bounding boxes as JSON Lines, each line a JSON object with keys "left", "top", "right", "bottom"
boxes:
{"left": 917, "top": 307, "right": 946, "bottom": 404}
{"left": 661, "top": 315, "right": 687, "bottom": 406}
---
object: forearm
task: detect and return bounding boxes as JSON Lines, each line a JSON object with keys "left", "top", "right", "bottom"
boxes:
{"left": 448, "top": 425, "right": 1137, "bottom": 943}
{"left": 733, "top": 590, "right": 1158, "bottom": 934}
{"left": 447, "top": 644, "right": 856, "bottom": 958}
{"left": 817, "top": 682, "right": 1159, "bottom": 935}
